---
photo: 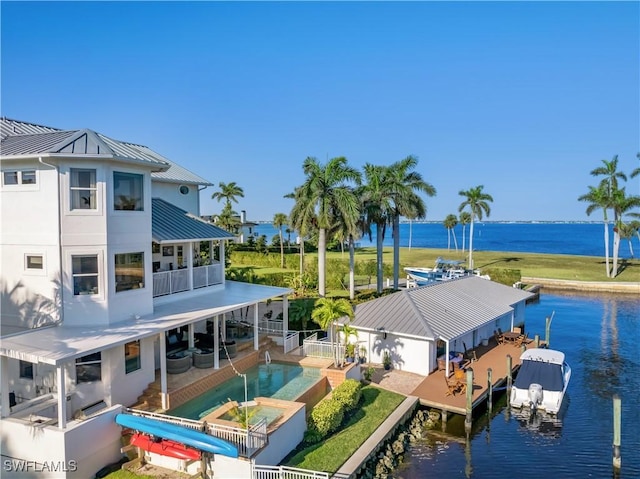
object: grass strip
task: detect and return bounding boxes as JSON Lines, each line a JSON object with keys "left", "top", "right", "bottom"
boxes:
{"left": 283, "top": 385, "right": 405, "bottom": 474}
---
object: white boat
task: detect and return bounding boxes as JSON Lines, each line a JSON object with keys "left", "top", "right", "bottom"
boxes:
{"left": 404, "top": 257, "right": 469, "bottom": 284}
{"left": 510, "top": 348, "right": 571, "bottom": 415}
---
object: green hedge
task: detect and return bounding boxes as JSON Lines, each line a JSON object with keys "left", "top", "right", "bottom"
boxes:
{"left": 309, "top": 397, "right": 344, "bottom": 437}
{"left": 331, "top": 379, "right": 362, "bottom": 412}
{"left": 482, "top": 268, "right": 521, "bottom": 286}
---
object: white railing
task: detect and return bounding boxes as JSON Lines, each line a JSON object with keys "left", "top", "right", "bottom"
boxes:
{"left": 153, "top": 264, "right": 222, "bottom": 297}
{"left": 193, "top": 263, "right": 223, "bottom": 289}
{"left": 123, "top": 408, "right": 267, "bottom": 457}
{"left": 253, "top": 465, "right": 328, "bottom": 479}
{"left": 284, "top": 331, "right": 299, "bottom": 354}
{"left": 259, "top": 319, "right": 284, "bottom": 335}
{"left": 302, "top": 338, "right": 344, "bottom": 359}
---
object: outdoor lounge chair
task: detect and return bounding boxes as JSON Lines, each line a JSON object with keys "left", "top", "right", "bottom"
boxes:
{"left": 462, "top": 342, "right": 477, "bottom": 366}
{"left": 494, "top": 331, "right": 505, "bottom": 345}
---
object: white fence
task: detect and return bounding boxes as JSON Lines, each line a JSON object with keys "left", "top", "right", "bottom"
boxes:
{"left": 153, "top": 263, "right": 222, "bottom": 297}
{"left": 302, "top": 337, "right": 344, "bottom": 359}
{"left": 284, "top": 331, "right": 299, "bottom": 354}
{"left": 259, "top": 319, "right": 284, "bottom": 335}
{"left": 124, "top": 408, "right": 267, "bottom": 457}
{"left": 253, "top": 465, "right": 329, "bottom": 479}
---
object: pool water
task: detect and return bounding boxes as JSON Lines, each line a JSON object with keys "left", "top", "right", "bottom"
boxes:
{"left": 220, "top": 405, "right": 286, "bottom": 426}
{"left": 169, "top": 362, "right": 321, "bottom": 420}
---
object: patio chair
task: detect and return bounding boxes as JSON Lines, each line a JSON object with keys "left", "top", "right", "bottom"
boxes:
{"left": 444, "top": 375, "right": 459, "bottom": 396}
{"left": 462, "top": 342, "right": 477, "bottom": 366}
{"left": 494, "top": 331, "right": 505, "bottom": 345}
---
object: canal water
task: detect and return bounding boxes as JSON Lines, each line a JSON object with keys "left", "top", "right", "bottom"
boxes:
{"left": 396, "top": 291, "right": 640, "bottom": 478}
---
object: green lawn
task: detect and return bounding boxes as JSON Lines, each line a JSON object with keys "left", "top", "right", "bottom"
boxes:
{"left": 283, "top": 385, "right": 405, "bottom": 474}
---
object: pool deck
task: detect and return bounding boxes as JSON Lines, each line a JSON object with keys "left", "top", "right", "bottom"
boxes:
{"left": 133, "top": 335, "right": 333, "bottom": 411}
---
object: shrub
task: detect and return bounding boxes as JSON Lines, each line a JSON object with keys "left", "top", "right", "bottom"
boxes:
{"left": 483, "top": 268, "right": 521, "bottom": 286}
{"left": 309, "top": 398, "right": 344, "bottom": 437}
{"left": 331, "top": 379, "right": 362, "bottom": 412}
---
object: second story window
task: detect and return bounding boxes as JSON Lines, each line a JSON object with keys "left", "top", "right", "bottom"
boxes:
{"left": 26, "top": 255, "right": 44, "bottom": 270}
{"left": 115, "top": 252, "right": 144, "bottom": 292}
{"left": 70, "top": 169, "right": 97, "bottom": 210}
{"left": 72, "top": 255, "right": 99, "bottom": 295}
{"left": 114, "top": 172, "right": 143, "bottom": 211}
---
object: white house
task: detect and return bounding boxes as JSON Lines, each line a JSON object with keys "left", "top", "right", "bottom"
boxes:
{"left": 340, "top": 276, "right": 534, "bottom": 377}
{"left": 0, "top": 118, "right": 292, "bottom": 478}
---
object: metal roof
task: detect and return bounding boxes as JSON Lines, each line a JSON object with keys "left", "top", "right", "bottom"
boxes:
{"left": 349, "top": 276, "right": 534, "bottom": 342}
{"left": 0, "top": 281, "right": 291, "bottom": 365}
{"left": 1, "top": 118, "right": 211, "bottom": 185}
{"left": 152, "top": 198, "right": 235, "bottom": 242}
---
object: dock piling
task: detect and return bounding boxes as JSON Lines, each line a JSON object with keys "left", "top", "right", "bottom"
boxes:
{"left": 613, "top": 395, "right": 621, "bottom": 470}
{"left": 506, "top": 355, "right": 512, "bottom": 405}
{"left": 487, "top": 368, "right": 493, "bottom": 413}
{"left": 465, "top": 368, "right": 473, "bottom": 432}
{"left": 534, "top": 334, "right": 540, "bottom": 348}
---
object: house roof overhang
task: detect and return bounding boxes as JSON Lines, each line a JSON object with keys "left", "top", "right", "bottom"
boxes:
{"left": 0, "top": 282, "right": 291, "bottom": 366}
{"left": 152, "top": 198, "right": 235, "bottom": 242}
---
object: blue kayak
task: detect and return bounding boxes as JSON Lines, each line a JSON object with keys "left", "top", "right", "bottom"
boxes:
{"left": 115, "top": 413, "right": 238, "bottom": 458}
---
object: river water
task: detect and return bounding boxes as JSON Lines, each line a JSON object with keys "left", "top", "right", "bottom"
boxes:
{"left": 395, "top": 292, "right": 640, "bottom": 478}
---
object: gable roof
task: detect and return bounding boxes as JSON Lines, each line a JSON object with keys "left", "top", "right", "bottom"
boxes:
{"left": 152, "top": 198, "right": 235, "bottom": 242}
{"left": 0, "top": 118, "right": 212, "bottom": 185}
{"left": 349, "top": 276, "right": 534, "bottom": 341}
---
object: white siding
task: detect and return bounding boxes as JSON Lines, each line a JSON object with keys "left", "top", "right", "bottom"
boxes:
{"left": 151, "top": 181, "right": 200, "bottom": 215}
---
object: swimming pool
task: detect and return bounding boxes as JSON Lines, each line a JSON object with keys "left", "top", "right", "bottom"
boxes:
{"left": 169, "top": 362, "right": 322, "bottom": 420}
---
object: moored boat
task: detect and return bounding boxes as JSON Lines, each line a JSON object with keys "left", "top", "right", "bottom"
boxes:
{"left": 405, "top": 257, "right": 473, "bottom": 285}
{"left": 510, "top": 348, "right": 571, "bottom": 414}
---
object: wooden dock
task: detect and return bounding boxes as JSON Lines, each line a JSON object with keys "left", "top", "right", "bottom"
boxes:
{"left": 410, "top": 339, "right": 534, "bottom": 416}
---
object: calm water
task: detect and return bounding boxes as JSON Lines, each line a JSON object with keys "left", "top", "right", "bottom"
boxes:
{"left": 169, "top": 363, "right": 321, "bottom": 420}
{"left": 396, "top": 292, "right": 640, "bottom": 479}
{"left": 254, "top": 222, "right": 638, "bottom": 258}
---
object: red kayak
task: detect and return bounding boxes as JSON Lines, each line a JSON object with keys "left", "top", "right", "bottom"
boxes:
{"left": 130, "top": 433, "right": 201, "bottom": 461}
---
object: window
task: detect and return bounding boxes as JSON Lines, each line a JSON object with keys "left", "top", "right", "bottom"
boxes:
{"left": 76, "top": 352, "right": 101, "bottom": 383}
{"left": 125, "top": 340, "right": 141, "bottom": 374}
{"left": 3, "top": 170, "right": 36, "bottom": 186}
{"left": 70, "top": 169, "right": 97, "bottom": 210}
{"left": 113, "top": 172, "right": 143, "bottom": 211}
{"left": 19, "top": 361, "right": 34, "bottom": 379}
{"left": 179, "top": 185, "right": 189, "bottom": 195}
{"left": 72, "top": 255, "right": 99, "bottom": 295}
{"left": 115, "top": 252, "right": 144, "bottom": 292}
{"left": 26, "top": 255, "right": 43, "bottom": 270}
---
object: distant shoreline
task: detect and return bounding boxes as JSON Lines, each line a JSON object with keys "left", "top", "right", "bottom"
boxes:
{"left": 521, "top": 276, "right": 639, "bottom": 295}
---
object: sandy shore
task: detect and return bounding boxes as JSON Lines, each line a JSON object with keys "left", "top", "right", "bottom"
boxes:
{"left": 522, "top": 276, "right": 640, "bottom": 294}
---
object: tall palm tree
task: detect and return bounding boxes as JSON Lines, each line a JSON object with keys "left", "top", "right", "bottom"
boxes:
{"left": 211, "top": 181, "right": 244, "bottom": 207}
{"left": 290, "top": 157, "right": 360, "bottom": 297}
{"left": 386, "top": 156, "right": 436, "bottom": 289}
{"left": 329, "top": 205, "right": 363, "bottom": 300}
{"left": 459, "top": 211, "right": 471, "bottom": 253}
{"left": 273, "top": 213, "right": 288, "bottom": 268}
{"left": 590, "top": 156, "right": 628, "bottom": 277}
{"left": 360, "top": 164, "right": 394, "bottom": 294}
{"left": 578, "top": 184, "right": 613, "bottom": 277}
{"left": 444, "top": 214, "right": 459, "bottom": 251}
{"left": 458, "top": 185, "right": 493, "bottom": 270}
{"left": 286, "top": 188, "right": 315, "bottom": 280}
{"left": 618, "top": 220, "right": 640, "bottom": 258}
{"left": 311, "top": 298, "right": 354, "bottom": 368}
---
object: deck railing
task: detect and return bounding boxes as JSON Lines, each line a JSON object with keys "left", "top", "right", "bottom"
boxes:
{"left": 259, "top": 319, "right": 284, "bottom": 334}
{"left": 303, "top": 337, "right": 343, "bottom": 359}
{"left": 252, "top": 465, "right": 328, "bottom": 479}
{"left": 152, "top": 263, "right": 222, "bottom": 297}
{"left": 284, "top": 331, "right": 299, "bottom": 354}
{"left": 123, "top": 408, "right": 267, "bottom": 457}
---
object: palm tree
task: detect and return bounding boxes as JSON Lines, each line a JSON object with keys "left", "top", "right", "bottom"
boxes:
{"left": 273, "top": 213, "right": 288, "bottom": 268}
{"left": 386, "top": 156, "right": 436, "bottom": 289}
{"left": 212, "top": 181, "right": 244, "bottom": 207}
{"left": 458, "top": 185, "right": 493, "bottom": 270}
{"left": 290, "top": 157, "right": 360, "bottom": 297}
{"left": 444, "top": 214, "right": 459, "bottom": 251}
{"left": 578, "top": 184, "right": 613, "bottom": 277}
{"left": 618, "top": 220, "right": 640, "bottom": 258}
{"left": 459, "top": 212, "right": 471, "bottom": 252}
{"left": 360, "top": 164, "right": 394, "bottom": 294}
{"left": 311, "top": 298, "right": 354, "bottom": 368}
{"left": 610, "top": 188, "right": 640, "bottom": 277}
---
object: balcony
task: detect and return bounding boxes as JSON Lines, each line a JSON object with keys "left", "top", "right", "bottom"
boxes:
{"left": 153, "top": 263, "right": 223, "bottom": 298}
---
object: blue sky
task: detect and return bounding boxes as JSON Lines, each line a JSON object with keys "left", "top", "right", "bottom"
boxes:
{"left": 2, "top": 1, "right": 638, "bottom": 222}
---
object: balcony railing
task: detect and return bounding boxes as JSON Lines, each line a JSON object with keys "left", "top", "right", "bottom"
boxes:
{"left": 153, "top": 263, "right": 223, "bottom": 297}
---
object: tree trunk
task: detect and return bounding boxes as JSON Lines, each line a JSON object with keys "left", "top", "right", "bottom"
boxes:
{"left": 447, "top": 227, "right": 451, "bottom": 250}
{"left": 468, "top": 216, "right": 475, "bottom": 270}
{"left": 392, "top": 215, "right": 400, "bottom": 290}
{"left": 349, "top": 235, "right": 355, "bottom": 300}
{"left": 279, "top": 230, "right": 284, "bottom": 268}
{"left": 462, "top": 225, "right": 466, "bottom": 253}
{"left": 452, "top": 228, "right": 459, "bottom": 251}
{"left": 603, "top": 217, "right": 611, "bottom": 277}
{"left": 318, "top": 228, "right": 326, "bottom": 297}
{"left": 376, "top": 223, "right": 384, "bottom": 294}
{"left": 611, "top": 227, "right": 621, "bottom": 277}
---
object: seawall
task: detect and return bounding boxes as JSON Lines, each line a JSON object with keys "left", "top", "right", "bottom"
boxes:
{"left": 522, "top": 277, "right": 640, "bottom": 295}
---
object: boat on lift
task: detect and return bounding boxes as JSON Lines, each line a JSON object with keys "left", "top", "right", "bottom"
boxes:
{"left": 510, "top": 348, "right": 571, "bottom": 415}
{"left": 404, "top": 257, "right": 471, "bottom": 285}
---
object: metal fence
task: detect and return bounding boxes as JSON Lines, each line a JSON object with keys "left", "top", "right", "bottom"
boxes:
{"left": 303, "top": 337, "right": 343, "bottom": 359}
{"left": 252, "top": 465, "right": 329, "bottom": 479}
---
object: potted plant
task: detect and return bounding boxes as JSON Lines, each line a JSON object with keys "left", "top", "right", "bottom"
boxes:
{"left": 359, "top": 346, "right": 367, "bottom": 364}
{"left": 345, "top": 343, "right": 356, "bottom": 363}
{"left": 363, "top": 366, "right": 375, "bottom": 383}
{"left": 383, "top": 351, "right": 392, "bottom": 370}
